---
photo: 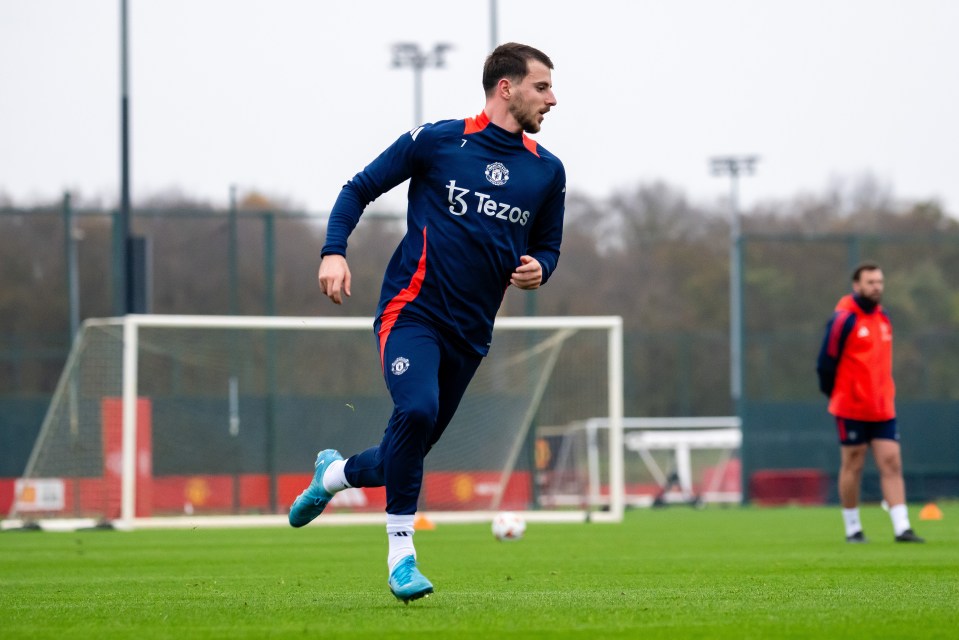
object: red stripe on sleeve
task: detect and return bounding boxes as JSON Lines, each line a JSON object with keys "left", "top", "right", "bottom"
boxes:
{"left": 827, "top": 310, "right": 852, "bottom": 358}
{"left": 377, "top": 227, "right": 428, "bottom": 368}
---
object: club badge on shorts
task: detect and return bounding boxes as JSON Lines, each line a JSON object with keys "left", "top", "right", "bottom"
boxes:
{"left": 391, "top": 357, "right": 410, "bottom": 375}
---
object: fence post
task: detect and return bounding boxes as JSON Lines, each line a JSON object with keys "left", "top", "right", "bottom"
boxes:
{"left": 62, "top": 192, "right": 79, "bottom": 339}
{"left": 263, "top": 211, "right": 278, "bottom": 512}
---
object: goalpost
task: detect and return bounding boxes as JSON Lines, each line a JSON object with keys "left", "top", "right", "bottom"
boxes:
{"left": 5, "top": 314, "right": 624, "bottom": 530}
{"left": 540, "top": 417, "right": 742, "bottom": 509}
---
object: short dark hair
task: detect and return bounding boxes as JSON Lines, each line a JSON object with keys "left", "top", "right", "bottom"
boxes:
{"left": 852, "top": 261, "right": 882, "bottom": 282}
{"left": 483, "top": 42, "right": 553, "bottom": 95}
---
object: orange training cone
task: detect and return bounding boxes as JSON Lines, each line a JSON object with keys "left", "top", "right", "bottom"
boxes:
{"left": 919, "top": 503, "right": 943, "bottom": 521}
{"left": 414, "top": 513, "right": 436, "bottom": 530}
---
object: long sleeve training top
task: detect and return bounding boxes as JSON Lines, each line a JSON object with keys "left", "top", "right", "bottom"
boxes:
{"left": 322, "top": 111, "right": 566, "bottom": 356}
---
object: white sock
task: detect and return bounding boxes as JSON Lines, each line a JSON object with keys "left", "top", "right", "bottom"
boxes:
{"left": 842, "top": 507, "right": 862, "bottom": 537}
{"left": 889, "top": 503, "right": 911, "bottom": 536}
{"left": 386, "top": 514, "right": 416, "bottom": 573}
{"left": 322, "top": 459, "right": 351, "bottom": 494}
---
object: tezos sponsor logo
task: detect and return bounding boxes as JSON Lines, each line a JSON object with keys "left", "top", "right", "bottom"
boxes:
{"left": 391, "top": 357, "right": 410, "bottom": 375}
{"left": 445, "top": 179, "right": 530, "bottom": 226}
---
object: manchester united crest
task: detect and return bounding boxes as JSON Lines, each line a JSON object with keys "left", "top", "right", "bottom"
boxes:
{"left": 391, "top": 357, "right": 410, "bottom": 376}
{"left": 485, "top": 162, "right": 509, "bottom": 186}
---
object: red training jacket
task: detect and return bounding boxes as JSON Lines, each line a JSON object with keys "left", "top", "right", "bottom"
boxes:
{"left": 826, "top": 294, "right": 896, "bottom": 421}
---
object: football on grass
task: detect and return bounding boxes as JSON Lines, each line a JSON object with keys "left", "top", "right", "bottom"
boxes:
{"left": 491, "top": 511, "right": 526, "bottom": 541}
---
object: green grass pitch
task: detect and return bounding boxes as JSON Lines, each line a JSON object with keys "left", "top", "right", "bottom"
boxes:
{"left": 2, "top": 505, "right": 957, "bottom": 639}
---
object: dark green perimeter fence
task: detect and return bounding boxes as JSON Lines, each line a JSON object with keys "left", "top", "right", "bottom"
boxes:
{"left": 1, "top": 202, "right": 957, "bottom": 503}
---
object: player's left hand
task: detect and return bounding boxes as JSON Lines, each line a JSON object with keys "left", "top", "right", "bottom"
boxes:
{"left": 510, "top": 255, "right": 542, "bottom": 290}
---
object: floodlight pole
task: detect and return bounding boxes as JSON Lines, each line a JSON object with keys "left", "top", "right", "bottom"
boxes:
{"left": 391, "top": 43, "right": 452, "bottom": 128}
{"left": 490, "top": 0, "right": 499, "bottom": 51}
{"left": 118, "top": 0, "right": 133, "bottom": 315}
{"left": 710, "top": 155, "right": 759, "bottom": 412}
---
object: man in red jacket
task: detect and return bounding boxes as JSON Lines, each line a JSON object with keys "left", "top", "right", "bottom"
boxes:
{"left": 817, "top": 262, "right": 924, "bottom": 543}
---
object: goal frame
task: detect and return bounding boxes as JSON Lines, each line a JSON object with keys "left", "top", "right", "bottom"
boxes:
{"left": 581, "top": 416, "right": 742, "bottom": 507}
{"left": 95, "top": 313, "right": 625, "bottom": 529}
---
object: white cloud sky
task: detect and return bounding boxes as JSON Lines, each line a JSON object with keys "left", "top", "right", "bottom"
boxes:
{"left": 2, "top": 0, "right": 957, "bottom": 214}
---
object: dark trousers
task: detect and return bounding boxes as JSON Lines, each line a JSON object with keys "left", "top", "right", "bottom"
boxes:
{"left": 344, "top": 318, "right": 482, "bottom": 515}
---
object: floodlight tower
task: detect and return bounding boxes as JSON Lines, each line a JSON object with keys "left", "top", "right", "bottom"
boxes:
{"left": 391, "top": 42, "right": 452, "bottom": 128}
{"left": 490, "top": 0, "right": 499, "bottom": 51}
{"left": 710, "top": 155, "right": 760, "bottom": 412}
{"left": 118, "top": 0, "right": 132, "bottom": 315}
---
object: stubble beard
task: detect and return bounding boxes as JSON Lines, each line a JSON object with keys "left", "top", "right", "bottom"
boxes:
{"left": 509, "top": 98, "right": 542, "bottom": 134}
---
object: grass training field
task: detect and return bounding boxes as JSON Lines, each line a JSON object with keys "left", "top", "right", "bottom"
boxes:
{"left": 2, "top": 504, "right": 956, "bottom": 639}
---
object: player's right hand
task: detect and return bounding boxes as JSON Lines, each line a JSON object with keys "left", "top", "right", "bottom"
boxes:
{"left": 318, "top": 254, "right": 351, "bottom": 305}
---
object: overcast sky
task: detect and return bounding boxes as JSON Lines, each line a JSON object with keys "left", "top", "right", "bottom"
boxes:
{"left": 2, "top": 0, "right": 958, "bottom": 216}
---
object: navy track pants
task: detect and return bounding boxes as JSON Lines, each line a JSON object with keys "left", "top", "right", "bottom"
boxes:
{"left": 343, "top": 318, "right": 482, "bottom": 515}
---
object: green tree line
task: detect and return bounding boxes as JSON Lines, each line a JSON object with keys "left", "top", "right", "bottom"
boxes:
{"left": 2, "top": 178, "right": 958, "bottom": 418}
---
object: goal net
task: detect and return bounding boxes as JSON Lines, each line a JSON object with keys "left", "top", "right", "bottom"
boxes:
{"left": 6, "top": 314, "right": 623, "bottom": 529}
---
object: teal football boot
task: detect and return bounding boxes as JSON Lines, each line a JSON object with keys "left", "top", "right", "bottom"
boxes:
{"left": 388, "top": 555, "right": 434, "bottom": 603}
{"left": 288, "top": 449, "right": 343, "bottom": 528}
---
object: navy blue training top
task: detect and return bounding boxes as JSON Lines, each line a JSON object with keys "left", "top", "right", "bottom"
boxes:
{"left": 322, "top": 111, "right": 566, "bottom": 357}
